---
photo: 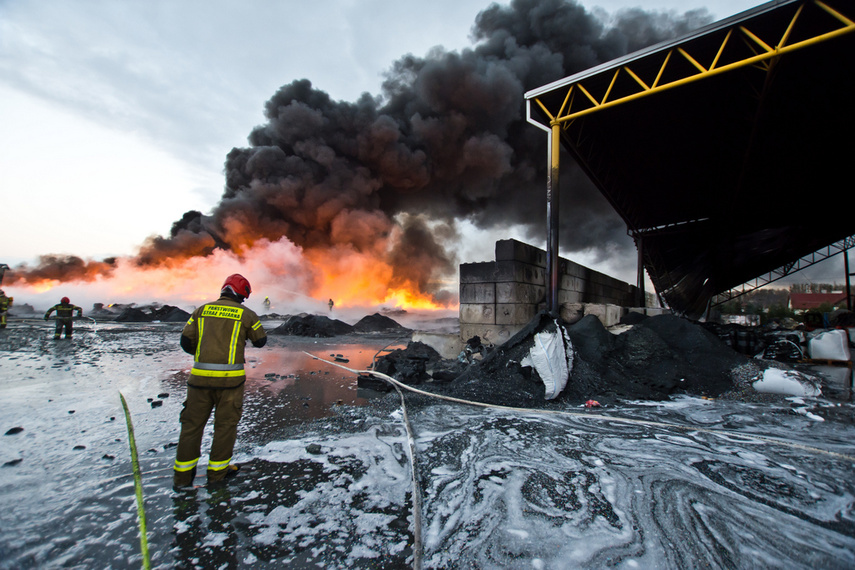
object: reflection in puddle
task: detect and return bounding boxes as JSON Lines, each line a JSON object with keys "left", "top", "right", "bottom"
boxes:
{"left": 160, "top": 339, "right": 409, "bottom": 444}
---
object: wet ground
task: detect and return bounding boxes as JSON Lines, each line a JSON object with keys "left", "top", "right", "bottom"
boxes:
{"left": 1, "top": 320, "right": 854, "bottom": 568}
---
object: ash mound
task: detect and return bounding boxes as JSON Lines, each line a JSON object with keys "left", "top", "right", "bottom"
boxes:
{"left": 269, "top": 312, "right": 411, "bottom": 337}
{"left": 353, "top": 313, "right": 411, "bottom": 334}
{"left": 114, "top": 305, "right": 190, "bottom": 323}
{"left": 381, "top": 313, "right": 755, "bottom": 406}
{"left": 269, "top": 314, "right": 355, "bottom": 337}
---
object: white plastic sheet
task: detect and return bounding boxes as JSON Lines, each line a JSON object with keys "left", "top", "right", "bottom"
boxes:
{"left": 520, "top": 321, "right": 574, "bottom": 400}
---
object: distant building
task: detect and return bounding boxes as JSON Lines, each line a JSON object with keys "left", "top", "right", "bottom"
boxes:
{"left": 788, "top": 292, "right": 848, "bottom": 312}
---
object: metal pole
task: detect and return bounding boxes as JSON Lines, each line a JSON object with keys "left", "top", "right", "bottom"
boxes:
{"left": 845, "top": 249, "right": 852, "bottom": 311}
{"left": 547, "top": 124, "right": 561, "bottom": 316}
{"left": 636, "top": 236, "right": 646, "bottom": 307}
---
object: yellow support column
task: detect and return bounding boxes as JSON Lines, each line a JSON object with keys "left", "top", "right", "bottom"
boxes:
{"left": 546, "top": 123, "right": 561, "bottom": 315}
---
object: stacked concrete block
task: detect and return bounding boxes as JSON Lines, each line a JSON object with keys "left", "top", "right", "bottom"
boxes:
{"left": 460, "top": 239, "right": 643, "bottom": 343}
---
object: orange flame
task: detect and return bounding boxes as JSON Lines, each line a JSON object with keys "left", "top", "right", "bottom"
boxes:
{"left": 303, "top": 247, "right": 452, "bottom": 310}
{"left": 7, "top": 237, "right": 457, "bottom": 312}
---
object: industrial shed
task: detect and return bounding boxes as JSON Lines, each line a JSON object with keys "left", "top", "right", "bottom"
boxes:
{"left": 525, "top": 0, "right": 855, "bottom": 318}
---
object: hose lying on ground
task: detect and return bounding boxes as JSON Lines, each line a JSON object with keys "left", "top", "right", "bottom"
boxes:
{"left": 307, "top": 352, "right": 855, "bottom": 465}
{"left": 309, "top": 351, "right": 855, "bottom": 569}
{"left": 305, "top": 350, "right": 423, "bottom": 569}
{"left": 119, "top": 392, "right": 152, "bottom": 570}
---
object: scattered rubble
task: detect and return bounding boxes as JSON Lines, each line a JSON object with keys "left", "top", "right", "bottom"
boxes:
{"left": 373, "top": 312, "right": 825, "bottom": 408}
{"left": 372, "top": 341, "right": 443, "bottom": 385}
{"left": 702, "top": 313, "right": 855, "bottom": 366}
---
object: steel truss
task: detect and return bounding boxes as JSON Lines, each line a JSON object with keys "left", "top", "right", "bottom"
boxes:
{"left": 528, "top": 0, "right": 855, "bottom": 129}
{"left": 711, "top": 235, "right": 855, "bottom": 306}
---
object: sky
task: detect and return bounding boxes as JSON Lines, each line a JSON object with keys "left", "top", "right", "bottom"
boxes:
{"left": 2, "top": 0, "right": 847, "bottom": 305}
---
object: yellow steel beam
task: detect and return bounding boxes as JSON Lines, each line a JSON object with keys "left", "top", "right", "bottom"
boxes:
{"left": 533, "top": 0, "right": 855, "bottom": 127}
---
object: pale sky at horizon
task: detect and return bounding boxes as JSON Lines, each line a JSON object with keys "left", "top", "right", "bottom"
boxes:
{"left": 3, "top": 0, "right": 845, "bottom": 289}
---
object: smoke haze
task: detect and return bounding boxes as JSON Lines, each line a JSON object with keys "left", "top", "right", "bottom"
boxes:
{"left": 8, "top": 0, "right": 711, "bottom": 305}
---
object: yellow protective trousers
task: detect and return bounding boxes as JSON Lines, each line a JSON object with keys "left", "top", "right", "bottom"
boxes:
{"left": 173, "top": 384, "right": 245, "bottom": 487}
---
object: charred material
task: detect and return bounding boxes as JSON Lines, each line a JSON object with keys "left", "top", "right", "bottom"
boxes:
{"left": 352, "top": 313, "right": 411, "bottom": 334}
{"left": 415, "top": 312, "right": 752, "bottom": 407}
{"left": 269, "top": 314, "right": 354, "bottom": 337}
{"left": 372, "top": 341, "right": 443, "bottom": 386}
{"left": 114, "top": 305, "right": 191, "bottom": 323}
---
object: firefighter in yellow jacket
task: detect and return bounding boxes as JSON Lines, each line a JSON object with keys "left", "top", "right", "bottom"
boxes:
{"left": 0, "top": 289, "right": 12, "bottom": 329}
{"left": 44, "top": 297, "right": 83, "bottom": 339}
{"left": 173, "top": 274, "right": 267, "bottom": 488}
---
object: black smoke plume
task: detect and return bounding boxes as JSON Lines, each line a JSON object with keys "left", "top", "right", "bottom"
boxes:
{"left": 12, "top": 0, "right": 711, "bottom": 298}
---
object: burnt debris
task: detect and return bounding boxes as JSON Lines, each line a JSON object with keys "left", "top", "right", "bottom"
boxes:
{"left": 374, "top": 312, "right": 758, "bottom": 407}
{"left": 269, "top": 314, "right": 355, "bottom": 338}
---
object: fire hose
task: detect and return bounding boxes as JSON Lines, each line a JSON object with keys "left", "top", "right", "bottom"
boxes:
{"left": 307, "top": 351, "right": 855, "bottom": 570}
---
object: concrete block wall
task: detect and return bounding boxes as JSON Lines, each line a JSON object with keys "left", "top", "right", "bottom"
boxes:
{"left": 460, "top": 239, "right": 644, "bottom": 344}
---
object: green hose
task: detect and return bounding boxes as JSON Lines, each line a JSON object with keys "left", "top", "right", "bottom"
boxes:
{"left": 119, "top": 392, "right": 152, "bottom": 570}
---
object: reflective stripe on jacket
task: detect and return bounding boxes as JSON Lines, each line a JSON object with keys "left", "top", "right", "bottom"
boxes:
{"left": 45, "top": 304, "right": 82, "bottom": 319}
{"left": 182, "top": 296, "right": 266, "bottom": 389}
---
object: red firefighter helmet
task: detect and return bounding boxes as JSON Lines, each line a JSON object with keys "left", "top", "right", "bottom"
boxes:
{"left": 61, "top": 296, "right": 70, "bottom": 304}
{"left": 221, "top": 274, "right": 251, "bottom": 299}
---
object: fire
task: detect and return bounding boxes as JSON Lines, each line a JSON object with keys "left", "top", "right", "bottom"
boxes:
{"left": 382, "top": 288, "right": 447, "bottom": 310}
{"left": 27, "top": 280, "right": 61, "bottom": 294}
{"left": 6, "top": 237, "right": 456, "bottom": 312}
{"left": 304, "top": 247, "right": 452, "bottom": 311}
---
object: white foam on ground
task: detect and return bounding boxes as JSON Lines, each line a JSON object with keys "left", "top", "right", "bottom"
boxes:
{"left": 753, "top": 369, "right": 821, "bottom": 397}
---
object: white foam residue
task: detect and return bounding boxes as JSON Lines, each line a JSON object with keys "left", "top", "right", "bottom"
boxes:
{"left": 793, "top": 407, "right": 825, "bottom": 422}
{"left": 753, "top": 369, "right": 821, "bottom": 397}
{"left": 202, "top": 532, "right": 228, "bottom": 548}
{"left": 244, "top": 425, "right": 413, "bottom": 565}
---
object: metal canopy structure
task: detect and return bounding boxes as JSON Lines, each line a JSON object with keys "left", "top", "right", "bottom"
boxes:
{"left": 525, "top": 0, "right": 855, "bottom": 318}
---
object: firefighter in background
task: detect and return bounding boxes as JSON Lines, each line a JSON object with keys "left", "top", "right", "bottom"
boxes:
{"left": 328, "top": 298, "right": 334, "bottom": 312}
{"left": 173, "top": 274, "right": 267, "bottom": 489}
{"left": 44, "top": 297, "right": 83, "bottom": 339}
{"left": 0, "top": 289, "right": 12, "bottom": 329}
{"left": 263, "top": 296, "right": 271, "bottom": 312}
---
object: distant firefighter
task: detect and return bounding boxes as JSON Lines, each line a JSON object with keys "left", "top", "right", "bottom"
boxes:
{"left": 263, "top": 296, "right": 271, "bottom": 311}
{"left": 44, "top": 297, "right": 83, "bottom": 339}
{"left": 328, "top": 298, "right": 334, "bottom": 312}
{"left": 0, "top": 289, "right": 12, "bottom": 329}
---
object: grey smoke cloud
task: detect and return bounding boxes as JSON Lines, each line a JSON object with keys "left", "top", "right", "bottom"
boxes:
{"left": 13, "top": 0, "right": 712, "bottom": 296}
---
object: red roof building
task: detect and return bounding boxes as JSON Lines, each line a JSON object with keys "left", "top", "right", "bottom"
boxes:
{"left": 788, "top": 292, "right": 848, "bottom": 312}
